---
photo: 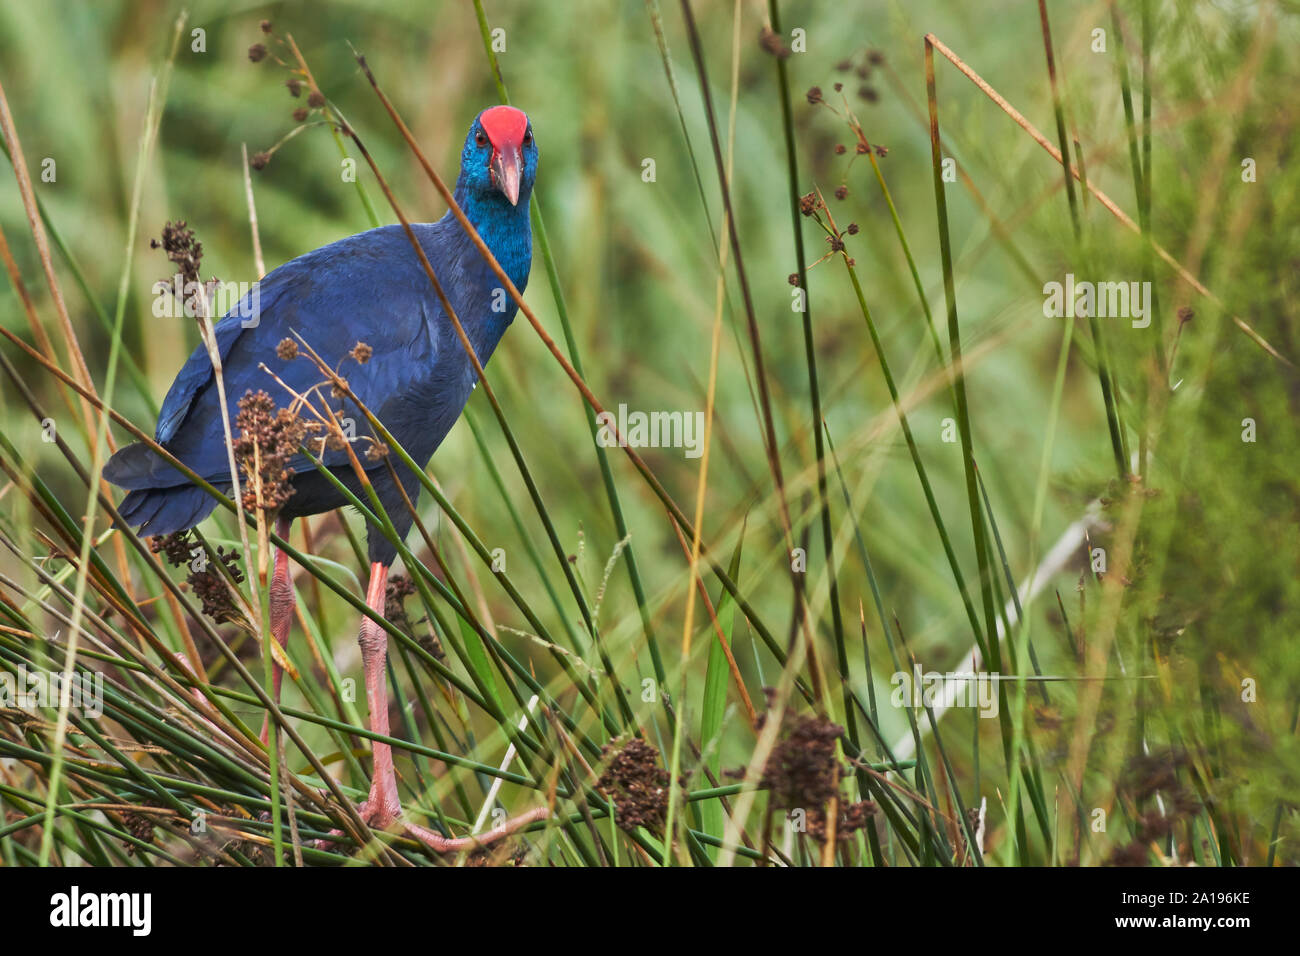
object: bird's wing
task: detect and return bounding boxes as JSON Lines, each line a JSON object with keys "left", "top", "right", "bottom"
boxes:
{"left": 140, "top": 225, "right": 451, "bottom": 487}
{"left": 154, "top": 280, "right": 296, "bottom": 445}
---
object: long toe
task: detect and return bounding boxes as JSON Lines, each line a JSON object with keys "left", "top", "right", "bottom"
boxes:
{"left": 400, "top": 806, "right": 550, "bottom": 854}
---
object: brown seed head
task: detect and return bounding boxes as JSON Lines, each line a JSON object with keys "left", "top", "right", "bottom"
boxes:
{"left": 233, "top": 390, "right": 319, "bottom": 513}
{"left": 597, "top": 738, "right": 672, "bottom": 830}
{"left": 758, "top": 26, "right": 791, "bottom": 58}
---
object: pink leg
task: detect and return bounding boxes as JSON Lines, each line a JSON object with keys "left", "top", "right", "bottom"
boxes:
{"left": 357, "top": 561, "right": 402, "bottom": 823}
{"left": 337, "top": 561, "right": 549, "bottom": 852}
{"left": 260, "top": 515, "right": 295, "bottom": 745}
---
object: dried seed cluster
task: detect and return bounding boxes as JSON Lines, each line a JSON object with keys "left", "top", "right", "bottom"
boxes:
{"left": 151, "top": 530, "right": 247, "bottom": 624}
{"left": 758, "top": 26, "right": 792, "bottom": 59}
{"left": 383, "top": 573, "right": 443, "bottom": 659}
{"left": 792, "top": 186, "right": 861, "bottom": 284}
{"left": 795, "top": 47, "right": 891, "bottom": 241}
{"left": 757, "top": 712, "right": 877, "bottom": 844}
{"left": 153, "top": 220, "right": 203, "bottom": 287}
{"left": 246, "top": 20, "right": 343, "bottom": 170}
{"left": 121, "top": 802, "right": 162, "bottom": 856}
{"left": 233, "top": 390, "right": 319, "bottom": 514}
{"left": 150, "top": 530, "right": 193, "bottom": 567}
{"left": 597, "top": 738, "right": 671, "bottom": 830}
{"left": 1106, "top": 750, "right": 1201, "bottom": 866}
{"left": 760, "top": 714, "right": 843, "bottom": 812}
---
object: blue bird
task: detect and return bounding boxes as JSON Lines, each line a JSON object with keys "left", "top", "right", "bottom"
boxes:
{"left": 104, "top": 106, "right": 547, "bottom": 851}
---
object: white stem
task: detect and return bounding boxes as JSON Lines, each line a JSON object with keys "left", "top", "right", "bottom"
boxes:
{"left": 890, "top": 502, "right": 1107, "bottom": 760}
{"left": 471, "top": 694, "right": 539, "bottom": 835}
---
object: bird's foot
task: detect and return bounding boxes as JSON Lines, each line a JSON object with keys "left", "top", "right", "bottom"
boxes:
{"left": 399, "top": 806, "right": 550, "bottom": 854}
{"left": 314, "top": 781, "right": 399, "bottom": 851}
{"left": 318, "top": 788, "right": 548, "bottom": 855}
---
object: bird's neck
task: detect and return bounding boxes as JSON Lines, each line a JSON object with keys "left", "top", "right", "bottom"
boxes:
{"left": 451, "top": 182, "right": 533, "bottom": 293}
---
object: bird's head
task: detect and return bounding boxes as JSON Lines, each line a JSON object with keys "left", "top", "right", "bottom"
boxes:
{"left": 457, "top": 106, "right": 537, "bottom": 208}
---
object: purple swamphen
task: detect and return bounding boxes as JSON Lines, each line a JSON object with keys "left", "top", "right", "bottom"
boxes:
{"left": 103, "top": 106, "right": 548, "bottom": 851}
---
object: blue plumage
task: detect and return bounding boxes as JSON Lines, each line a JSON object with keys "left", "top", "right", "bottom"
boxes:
{"left": 104, "top": 109, "right": 537, "bottom": 564}
{"left": 107, "top": 108, "right": 555, "bottom": 847}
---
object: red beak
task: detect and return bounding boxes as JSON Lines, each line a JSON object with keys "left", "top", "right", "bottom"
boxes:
{"left": 490, "top": 141, "right": 523, "bottom": 206}
{"left": 479, "top": 105, "right": 530, "bottom": 206}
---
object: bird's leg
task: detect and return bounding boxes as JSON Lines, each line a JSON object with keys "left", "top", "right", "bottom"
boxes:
{"left": 356, "top": 561, "right": 402, "bottom": 825}
{"left": 259, "top": 515, "right": 295, "bottom": 745}
{"left": 343, "top": 560, "right": 550, "bottom": 852}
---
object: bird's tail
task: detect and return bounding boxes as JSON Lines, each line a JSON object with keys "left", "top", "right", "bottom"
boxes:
{"left": 103, "top": 442, "right": 220, "bottom": 537}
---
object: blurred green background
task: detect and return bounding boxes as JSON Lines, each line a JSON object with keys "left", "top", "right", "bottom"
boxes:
{"left": 2, "top": 0, "right": 1299, "bottom": 864}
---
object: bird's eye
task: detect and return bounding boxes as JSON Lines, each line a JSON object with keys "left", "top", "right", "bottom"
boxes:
{"left": 523, "top": 131, "right": 533, "bottom": 146}
{"left": 475, "top": 131, "right": 488, "bottom": 148}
